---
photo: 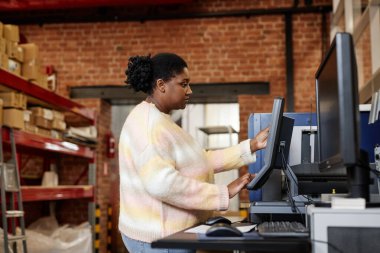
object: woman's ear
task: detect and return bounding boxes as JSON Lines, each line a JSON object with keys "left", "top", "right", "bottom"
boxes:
{"left": 156, "top": 79, "right": 165, "bottom": 93}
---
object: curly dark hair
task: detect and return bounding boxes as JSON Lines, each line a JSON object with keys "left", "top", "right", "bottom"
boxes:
{"left": 125, "top": 53, "right": 188, "bottom": 95}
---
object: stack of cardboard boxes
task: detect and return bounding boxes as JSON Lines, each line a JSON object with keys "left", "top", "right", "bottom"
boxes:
{"left": 0, "top": 92, "right": 27, "bottom": 130}
{"left": 0, "top": 22, "right": 65, "bottom": 139}
{"left": 0, "top": 92, "right": 67, "bottom": 139}
{"left": 0, "top": 23, "right": 23, "bottom": 76}
{"left": 30, "top": 107, "right": 66, "bottom": 139}
{"left": 0, "top": 22, "right": 50, "bottom": 89}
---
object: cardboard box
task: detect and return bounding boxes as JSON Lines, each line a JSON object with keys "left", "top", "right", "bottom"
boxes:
{"left": 0, "top": 37, "right": 5, "bottom": 54}
{"left": 36, "top": 127, "right": 51, "bottom": 138}
{"left": 5, "top": 40, "right": 13, "bottom": 56}
{"left": 52, "top": 119, "right": 66, "bottom": 131}
{"left": 19, "top": 43, "right": 39, "bottom": 62}
{"left": 8, "top": 58, "right": 21, "bottom": 76}
{"left": 3, "top": 24, "right": 20, "bottom": 42}
{"left": 0, "top": 92, "right": 27, "bottom": 109}
{"left": 3, "top": 108, "right": 24, "bottom": 129}
{"left": 14, "top": 45, "right": 23, "bottom": 62}
{"left": 34, "top": 116, "right": 52, "bottom": 129}
{"left": 21, "top": 60, "right": 40, "bottom": 80}
{"left": 0, "top": 22, "right": 3, "bottom": 38}
{"left": 24, "top": 122, "right": 37, "bottom": 134}
{"left": 0, "top": 54, "right": 8, "bottom": 69}
{"left": 51, "top": 130, "right": 63, "bottom": 140}
{"left": 30, "top": 107, "right": 53, "bottom": 120}
{"left": 53, "top": 110, "right": 65, "bottom": 120}
{"left": 5, "top": 41, "right": 23, "bottom": 62}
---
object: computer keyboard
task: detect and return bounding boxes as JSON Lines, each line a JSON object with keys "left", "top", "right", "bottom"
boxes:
{"left": 257, "top": 221, "right": 309, "bottom": 237}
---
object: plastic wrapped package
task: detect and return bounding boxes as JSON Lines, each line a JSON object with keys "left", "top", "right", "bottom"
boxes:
{"left": 0, "top": 216, "right": 92, "bottom": 253}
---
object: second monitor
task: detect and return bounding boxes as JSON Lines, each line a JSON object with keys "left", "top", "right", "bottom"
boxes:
{"left": 247, "top": 97, "right": 294, "bottom": 191}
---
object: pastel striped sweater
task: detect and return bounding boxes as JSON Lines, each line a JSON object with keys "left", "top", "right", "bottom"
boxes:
{"left": 118, "top": 101, "right": 256, "bottom": 243}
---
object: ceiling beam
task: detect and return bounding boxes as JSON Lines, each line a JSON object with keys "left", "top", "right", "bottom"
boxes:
{"left": 0, "top": 5, "right": 332, "bottom": 25}
{"left": 0, "top": 0, "right": 192, "bottom": 11}
{"left": 69, "top": 82, "right": 270, "bottom": 105}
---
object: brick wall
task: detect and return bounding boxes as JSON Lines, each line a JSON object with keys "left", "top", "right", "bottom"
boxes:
{"left": 18, "top": 1, "right": 333, "bottom": 252}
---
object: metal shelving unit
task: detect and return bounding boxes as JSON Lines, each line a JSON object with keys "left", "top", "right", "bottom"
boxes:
{"left": 21, "top": 185, "right": 94, "bottom": 202}
{"left": 0, "top": 68, "right": 96, "bottom": 252}
{"left": 0, "top": 69, "right": 95, "bottom": 126}
{"left": 1, "top": 128, "right": 94, "bottom": 159}
{"left": 198, "top": 125, "right": 239, "bottom": 150}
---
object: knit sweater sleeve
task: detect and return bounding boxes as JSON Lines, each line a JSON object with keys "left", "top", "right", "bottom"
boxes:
{"left": 205, "top": 139, "right": 257, "bottom": 173}
{"left": 136, "top": 122, "right": 229, "bottom": 211}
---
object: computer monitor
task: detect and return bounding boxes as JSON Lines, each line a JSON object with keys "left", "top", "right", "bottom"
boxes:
{"left": 315, "top": 32, "right": 370, "bottom": 200}
{"left": 247, "top": 97, "right": 294, "bottom": 190}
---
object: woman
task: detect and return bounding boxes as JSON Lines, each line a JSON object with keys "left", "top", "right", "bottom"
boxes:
{"left": 119, "top": 52, "right": 269, "bottom": 253}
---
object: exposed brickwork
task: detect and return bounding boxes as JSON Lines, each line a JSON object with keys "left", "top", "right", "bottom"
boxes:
{"left": 17, "top": 1, "right": 340, "bottom": 252}
{"left": 293, "top": 13, "right": 326, "bottom": 113}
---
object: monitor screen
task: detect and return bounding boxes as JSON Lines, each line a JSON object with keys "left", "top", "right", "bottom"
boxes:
{"left": 315, "top": 32, "right": 369, "bottom": 200}
{"left": 316, "top": 32, "right": 360, "bottom": 171}
{"left": 247, "top": 97, "right": 294, "bottom": 190}
{"left": 315, "top": 47, "right": 341, "bottom": 167}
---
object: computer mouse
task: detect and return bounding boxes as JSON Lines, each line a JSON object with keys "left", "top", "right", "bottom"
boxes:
{"left": 206, "top": 223, "right": 243, "bottom": 237}
{"left": 205, "top": 216, "right": 232, "bottom": 225}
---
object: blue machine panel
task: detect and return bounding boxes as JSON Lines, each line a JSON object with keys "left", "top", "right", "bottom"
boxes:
{"left": 248, "top": 113, "right": 316, "bottom": 202}
{"left": 248, "top": 111, "right": 380, "bottom": 202}
{"left": 360, "top": 111, "right": 380, "bottom": 162}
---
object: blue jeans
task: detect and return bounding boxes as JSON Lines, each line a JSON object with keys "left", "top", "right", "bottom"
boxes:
{"left": 121, "top": 233, "right": 195, "bottom": 253}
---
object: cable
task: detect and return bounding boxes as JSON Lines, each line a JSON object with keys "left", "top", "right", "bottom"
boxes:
{"left": 280, "top": 152, "right": 317, "bottom": 205}
{"left": 300, "top": 194, "right": 316, "bottom": 204}
{"left": 280, "top": 149, "right": 309, "bottom": 223}
{"left": 280, "top": 148, "right": 299, "bottom": 214}
{"left": 310, "top": 239, "right": 344, "bottom": 253}
{"left": 280, "top": 146, "right": 295, "bottom": 209}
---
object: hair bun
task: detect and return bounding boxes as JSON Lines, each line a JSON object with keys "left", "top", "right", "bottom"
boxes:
{"left": 125, "top": 55, "right": 153, "bottom": 93}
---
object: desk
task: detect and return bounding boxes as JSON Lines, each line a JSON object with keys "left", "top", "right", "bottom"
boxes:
{"left": 152, "top": 228, "right": 311, "bottom": 253}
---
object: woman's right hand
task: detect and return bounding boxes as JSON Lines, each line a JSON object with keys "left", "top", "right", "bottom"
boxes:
{"left": 227, "top": 173, "right": 255, "bottom": 198}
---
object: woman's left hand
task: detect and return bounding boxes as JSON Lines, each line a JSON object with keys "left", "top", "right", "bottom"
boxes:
{"left": 250, "top": 127, "right": 269, "bottom": 153}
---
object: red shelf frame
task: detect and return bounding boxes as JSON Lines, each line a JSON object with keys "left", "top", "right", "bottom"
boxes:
{"left": 21, "top": 185, "right": 94, "bottom": 201}
{"left": 0, "top": 69, "right": 95, "bottom": 125}
{"left": 2, "top": 128, "right": 94, "bottom": 159}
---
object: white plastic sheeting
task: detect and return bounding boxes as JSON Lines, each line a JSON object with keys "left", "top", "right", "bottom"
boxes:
{"left": 0, "top": 216, "right": 92, "bottom": 253}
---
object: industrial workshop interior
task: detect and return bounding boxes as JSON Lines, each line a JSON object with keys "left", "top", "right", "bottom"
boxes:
{"left": 1, "top": 0, "right": 380, "bottom": 253}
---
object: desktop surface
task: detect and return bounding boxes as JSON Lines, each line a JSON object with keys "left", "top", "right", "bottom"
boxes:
{"left": 152, "top": 225, "right": 311, "bottom": 253}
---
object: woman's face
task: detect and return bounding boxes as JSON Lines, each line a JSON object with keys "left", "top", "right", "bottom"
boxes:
{"left": 164, "top": 67, "right": 192, "bottom": 111}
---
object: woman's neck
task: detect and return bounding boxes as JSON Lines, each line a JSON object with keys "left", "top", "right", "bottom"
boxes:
{"left": 145, "top": 96, "right": 169, "bottom": 114}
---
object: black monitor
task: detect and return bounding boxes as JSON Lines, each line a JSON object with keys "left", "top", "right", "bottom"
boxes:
{"left": 247, "top": 97, "right": 294, "bottom": 190}
{"left": 315, "top": 32, "right": 370, "bottom": 200}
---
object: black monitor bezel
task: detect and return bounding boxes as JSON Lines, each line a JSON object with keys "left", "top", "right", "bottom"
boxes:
{"left": 246, "top": 97, "right": 285, "bottom": 190}
{"left": 315, "top": 32, "right": 360, "bottom": 172}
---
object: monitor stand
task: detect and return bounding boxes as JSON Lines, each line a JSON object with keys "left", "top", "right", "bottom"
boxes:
{"left": 248, "top": 166, "right": 310, "bottom": 223}
{"left": 313, "top": 151, "right": 380, "bottom": 208}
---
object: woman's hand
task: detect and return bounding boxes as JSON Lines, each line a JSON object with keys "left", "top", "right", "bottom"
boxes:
{"left": 250, "top": 127, "right": 269, "bottom": 153}
{"left": 227, "top": 173, "right": 255, "bottom": 198}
